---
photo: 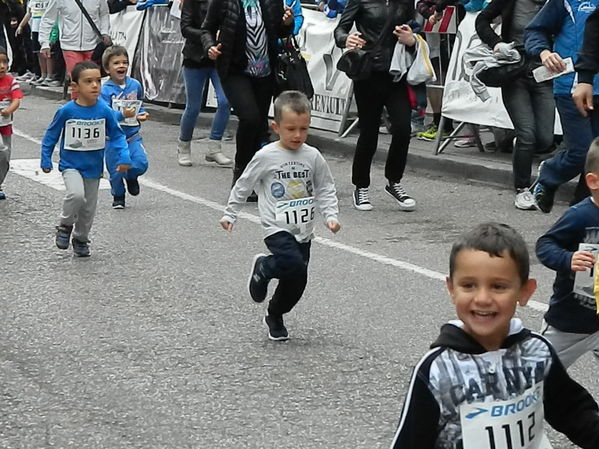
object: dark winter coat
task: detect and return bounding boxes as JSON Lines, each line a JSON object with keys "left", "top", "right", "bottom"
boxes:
{"left": 199, "top": 0, "right": 293, "bottom": 79}
{"left": 181, "top": 0, "right": 213, "bottom": 68}
{"left": 577, "top": 8, "right": 599, "bottom": 84}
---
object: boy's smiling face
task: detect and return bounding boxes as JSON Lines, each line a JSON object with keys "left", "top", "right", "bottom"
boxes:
{"left": 446, "top": 249, "right": 536, "bottom": 351}
{"left": 106, "top": 54, "right": 128, "bottom": 85}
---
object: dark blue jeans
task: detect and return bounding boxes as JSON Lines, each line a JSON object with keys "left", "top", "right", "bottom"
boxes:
{"left": 539, "top": 95, "right": 599, "bottom": 193}
{"left": 261, "top": 231, "right": 311, "bottom": 317}
{"left": 501, "top": 75, "right": 555, "bottom": 189}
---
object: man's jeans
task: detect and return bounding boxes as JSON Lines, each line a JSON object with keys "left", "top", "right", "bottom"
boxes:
{"left": 539, "top": 95, "right": 599, "bottom": 191}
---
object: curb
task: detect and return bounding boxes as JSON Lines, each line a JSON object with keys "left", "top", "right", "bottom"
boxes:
{"left": 28, "top": 84, "right": 575, "bottom": 200}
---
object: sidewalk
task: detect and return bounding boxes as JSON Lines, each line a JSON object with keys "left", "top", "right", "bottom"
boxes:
{"left": 28, "top": 83, "right": 574, "bottom": 200}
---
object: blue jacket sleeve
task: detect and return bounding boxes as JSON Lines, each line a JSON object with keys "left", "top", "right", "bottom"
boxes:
{"left": 285, "top": 0, "right": 303, "bottom": 35}
{"left": 40, "top": 107, "right": 65, "bottom": 170}
{"left": 105, "top": 107, "right": 132, "bottom": 166}
{"left": 535, "top": 208, "right": 580, "bottom": 272}
{"left": 524, "top": 0, "right": 567, "bottom": 59}
{"left": 137, "top": 81, "right": 146, "bottom": 115}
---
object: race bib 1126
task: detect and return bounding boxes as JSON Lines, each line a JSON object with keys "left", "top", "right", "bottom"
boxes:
{"left": 64, "top": 119, "right": 106, "bottom": 151}
{"left": 275, "top": 196, "right": 315, "bottom": 226}
{"left": 460, "top": 384, "right": 552, "bottom": 449}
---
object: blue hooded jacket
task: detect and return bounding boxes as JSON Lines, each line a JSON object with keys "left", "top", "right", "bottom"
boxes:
{"left": 524, "top": 0, "right": 599, "bottom": 95}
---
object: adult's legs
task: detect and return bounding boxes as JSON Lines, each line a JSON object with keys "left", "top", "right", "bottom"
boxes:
{"left": 261, "top": 231, "right": 311, "bottom": 317}
{"left": 207, "top": 69, "right": 231, "bottom": 141}
{"left": 62, "top": 50, "right": 94, "bottom": 99}
{"left": 179, "top": 67, "right": 210, "bottom": 142}
{"left": 352, "top": 72, "right": 386, "bottom": 188}
{"left": 383, "top": 76, "right": 412, "bottom": 184}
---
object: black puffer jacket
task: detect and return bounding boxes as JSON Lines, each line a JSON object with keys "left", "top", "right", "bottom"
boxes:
{"left": 334, "top": 0, "right": 415, "bottom": 72}
{"left": 200, "top": 0, "right": 293, "bottom": 79}
{"left": 181, "top": 0, "right": 212, "bottom": 68}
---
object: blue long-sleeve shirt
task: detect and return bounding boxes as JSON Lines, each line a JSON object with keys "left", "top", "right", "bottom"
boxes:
{"left": 536, "top": 197, "right": 599, "bottom": 334}
{"left": 40, "top": 100, "right": 131, "bottom": 178}
{"left": 100, "top": 77, "right": 146, "bottom": 140}
{"left": 285, "top": 0, "right": 304, "bottom": 35}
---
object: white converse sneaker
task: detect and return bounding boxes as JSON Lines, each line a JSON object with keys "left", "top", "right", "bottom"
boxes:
{"left": 353, "top": 187, "right": 373, "bottom": 211}
{"left": 205, "top": 139, "right": 232, "bottom": 166}
{"left": 177, "top": 139, "right": 192, "bottom": 166}
{"left": 385, "top": 183, "right": 416, "bottom": 211}
{"left": 514, "top": 188, "right": 536, "bottom": 210}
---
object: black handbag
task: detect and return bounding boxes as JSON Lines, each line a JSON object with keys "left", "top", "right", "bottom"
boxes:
{"left": 73, "top": 0, "right": 112, "bottom": 70}
{"left": 275, "top": 36, "right": 314, "bottom": 99}
{"left": 336, "top": 1, "right": 399, "bottom": 80}
{"left": 477, "top": 45, "right": 531, "bottom": 88}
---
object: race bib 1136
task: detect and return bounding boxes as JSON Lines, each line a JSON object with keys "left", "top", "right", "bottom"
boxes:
{"left": 460, "top": 384, "right": 552, "bottom": 449}
{"left": 64, "top": 119, "right": 106, "bottom": 151}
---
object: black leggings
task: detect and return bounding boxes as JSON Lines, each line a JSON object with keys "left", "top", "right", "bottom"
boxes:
{"left": 352, "top": 71, "right": 412, "bottom": 188}
{"left": 221, "top": 73, "right": 273, "bottom": 173}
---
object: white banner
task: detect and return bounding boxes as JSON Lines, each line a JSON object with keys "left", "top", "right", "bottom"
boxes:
{"left": 109, "top": 6, "right": 145, "bottom": 75}
{"left": 441, "top": 12, "right": 514, "bottom": 128}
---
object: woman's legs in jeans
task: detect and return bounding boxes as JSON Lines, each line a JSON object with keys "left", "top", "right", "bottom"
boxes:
{"left": 222, "top": 74, "right": 273, "bottom": 174}
{"left": 207, "top": 69, "right": 231, "bottom": 141}
{"left": 179, "top": 66, "right": 211, "bottom": 142}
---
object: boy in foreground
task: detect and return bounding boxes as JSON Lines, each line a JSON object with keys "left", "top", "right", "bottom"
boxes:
{"left": 390, "top": 222, "right": 599, "bottom": 449}
{"left": 41, "top": 61, "right": 131, "bottom": 257}
{"left": 220, "top": 91, "right": 340, "bottom": 341}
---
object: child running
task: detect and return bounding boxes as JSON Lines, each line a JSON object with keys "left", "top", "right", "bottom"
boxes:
{"left": 100, "top": 45, "right": 149, "bottom": 209}
{"left": 220, "top": 91, "right": 340, "bottom": 341}
{"left": 41, "top": 61, "right": 131, "bottom": 257}
{"left": 0, "top": 46, "right": 24, "bottom": 200}
{"left": 536, "top": 137, "right": 599, "bottom": 368}
{"left": 390, "top": 222, "right": 599, "bottom": 449}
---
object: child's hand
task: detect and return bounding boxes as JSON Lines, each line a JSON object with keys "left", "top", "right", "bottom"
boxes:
{"left": 571, "top": 250, "right": 595, "bottom": 271}
{"left": 42, "top": 167, "right": 51, "bottom": 173}
{"left": 116, "top": 164, "right": 131, "bottom": 172}
{"left": 123, "top": 107, "right": 136, "bottom": 118}
{"left": 137, "top": 112, "right": 150, "bottom": 122}
{"left": 327, "top": 220, "right": 341, "bottom": 233}
{"left": 220, "top": 219, "right": 233, "bottom": 232}
{"left": 0, "top": 109, "right": 9, "bottom": 117}
{"left": 429, "top": 11, "right": 443, "bottom": 24}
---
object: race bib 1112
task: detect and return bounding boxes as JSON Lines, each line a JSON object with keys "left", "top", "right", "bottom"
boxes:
{"left": 64, "top": 119, "right": 106, "bottom": 151}
{"left": 460, "top": 384, "right": 552, "bottom": 449}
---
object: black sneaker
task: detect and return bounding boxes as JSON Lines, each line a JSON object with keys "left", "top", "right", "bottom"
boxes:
{"left": 248, "top": 254, "right": 269, "bottom": 302}
{"left": 264, "top": 314, "right": 289, "bottom": 341}
{"left": 72, "top": 238, "right": 91, "bottom": 257}
{"left": 353, "top": 187, "right": 373, "bottom": 211}
{"left": 125, "top": 178, "right": 140, "bottom": 196}
{"left": 385, "top": 183, "right": 416, "bottom": 211}
{"left": 533, "top": 183, "right": 555, "bottom": 213}
{"left": 55, "top": 224, "right": 73, "bottom": 249}
{"left": 112, "top": 196, "right": 126, "bottom": 209}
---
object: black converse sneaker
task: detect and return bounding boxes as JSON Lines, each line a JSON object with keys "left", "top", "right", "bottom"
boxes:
{"left": 248, "top": 254, "right": 269, "bottom": 302}
{"left": 263, "top": 314, "right": 289, "bottom": 341}
{"left": 353, "top": 187, "right": 373, "bottom": 211}
{"left": 385, "top": 183, "right": 416, "bottom": 211}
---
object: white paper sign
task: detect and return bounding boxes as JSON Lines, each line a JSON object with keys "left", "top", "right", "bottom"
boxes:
{"left": 0, "top": 99, "right": 12, "bottom": 127}
{"left": 112, "top": 99, "right": 142, "bottom": 126}
{"left": 573, "top": 243, "right": 599, "bottom": 299}
{"left": 64, "top": 119, "right": 106, "bottom": 151}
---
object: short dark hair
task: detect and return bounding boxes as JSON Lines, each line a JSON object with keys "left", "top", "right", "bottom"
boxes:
{"left": 449, "top": 222, "right": 529, "bottom": 284}
{"left": 71, "top": 61, "right": 101, "bottom": 83}
{"left": 273, "top": 90, "right": 311, "bottom": 123}
{"left": 102, "top": 45, "right": 128, "bottom": 70}
{"left": 585, "top": 137, "right": 599, "bottom": 175}
{"left": 0, "top": 47, "right": 7, "bottom": 58}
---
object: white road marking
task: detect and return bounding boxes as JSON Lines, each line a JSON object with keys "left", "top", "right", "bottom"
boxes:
{"left": 10, "top": 159, "right": 111, "bottom": 191}
{"left": 12, "top": 129, "right": 549, "bottom": 313}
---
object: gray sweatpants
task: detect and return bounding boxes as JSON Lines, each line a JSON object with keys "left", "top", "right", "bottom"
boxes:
{"left": 60, "top": 169, "right": 100, "bottom": 242}
{"left": 0, "top": 135, "right": 13, "bottom": 186}
{"left": 541, "top": 320, "right": 599, "bottom": 368}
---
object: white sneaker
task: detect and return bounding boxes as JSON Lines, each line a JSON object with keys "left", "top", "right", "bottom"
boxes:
{"left": 353, "top": 187, "right": 373, "bottom": 211}
{"left": 454, "top": 137, "right": 477, "bottom": 148}
{"left": 177, "top": 139, "right": 192, "bottom": 166}
{"left": 515, "top": 188, "right": 536, "bottom": 210}
{"left": 205, "top": 140, "right": 232, "bottom": 166}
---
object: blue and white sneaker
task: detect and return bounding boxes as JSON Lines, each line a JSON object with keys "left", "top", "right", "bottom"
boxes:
{"left": 55, "top": 224, "right": 73, "bottom": 249}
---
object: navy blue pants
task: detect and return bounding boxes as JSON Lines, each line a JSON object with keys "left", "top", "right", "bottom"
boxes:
{"left": 261, "top": 231, "right": 311, "bottom": 317}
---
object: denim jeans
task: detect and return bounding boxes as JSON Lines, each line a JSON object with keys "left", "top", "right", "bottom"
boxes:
{"left": 501, "top": 75, "right": 555, "bottom": 189}
{"left": 179, "top": 66, "right": 230, "bottom": 142}
{"left": 539, "top": 95, "right": 599, "bottom": 192}
{"left": 261, "top": 231, "right": 311, "bottom": 317}
{"left": 352, "top": 71, "right": 412, "bottom": 188}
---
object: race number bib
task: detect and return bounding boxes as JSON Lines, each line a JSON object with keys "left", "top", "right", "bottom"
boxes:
{"left": 30, "top": 0, "right": 48, "bottom": 17}
{"left": 0, "top": 99, "right": 12, "bottom": 127}
{"left": 112, "top": 99, "right": 142, "bottom": 127}
{"left": 64, "top": 119, "right": 106, "bottom": 151}
{"left": 460, "top": 384, "right": 552, "bottom": 449}
{"left": 275, "top": 196, "right": 315, "bottom": 226}
{"left": 573, "top": 243, "right": 599, "bottom": 300}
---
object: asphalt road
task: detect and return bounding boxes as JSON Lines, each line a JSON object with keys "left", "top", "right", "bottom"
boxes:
{"left": 1, "top": 95, "right": 597, "bottom": 448}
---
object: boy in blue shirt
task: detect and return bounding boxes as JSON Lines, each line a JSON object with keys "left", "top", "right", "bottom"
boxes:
{"left": 41, "top": 61, "right": 131, "bottom": 257}
{"left": 100, "top": 45, "right": 149, "bottom": 209}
